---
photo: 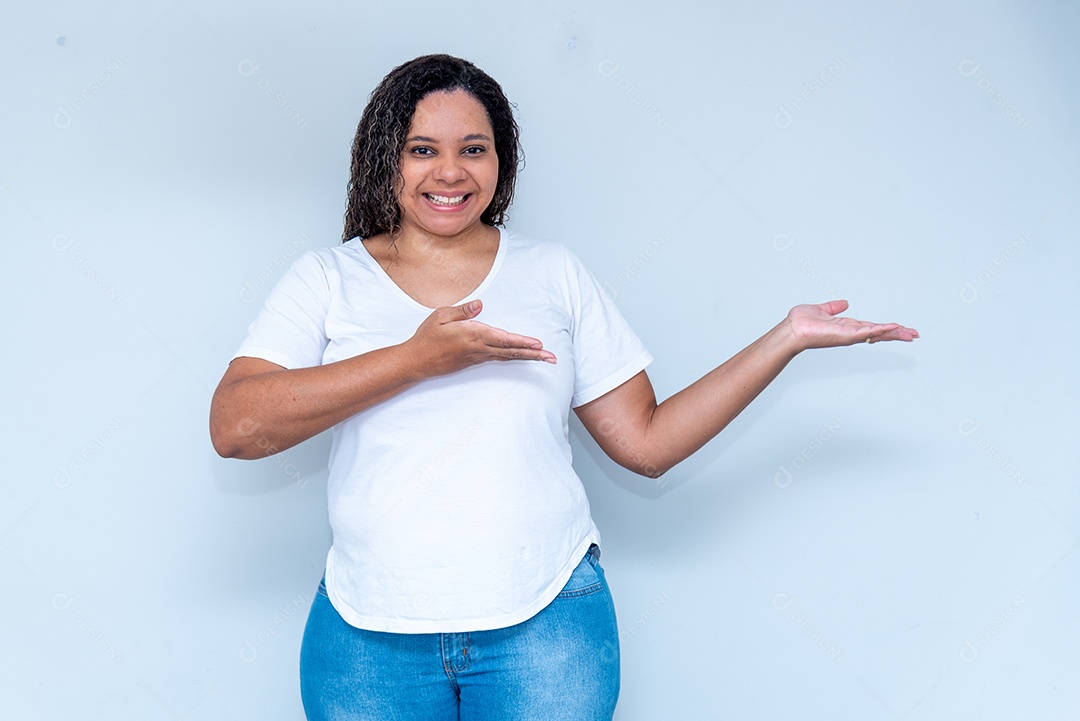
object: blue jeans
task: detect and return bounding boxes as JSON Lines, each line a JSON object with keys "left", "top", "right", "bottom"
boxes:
{"left": 299, "top": 545, "right": 620, "bottom": 720}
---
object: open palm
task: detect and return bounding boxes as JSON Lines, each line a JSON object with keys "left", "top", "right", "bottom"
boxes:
{"left": 786, "top": 300, "right": 919, "bottom": 350}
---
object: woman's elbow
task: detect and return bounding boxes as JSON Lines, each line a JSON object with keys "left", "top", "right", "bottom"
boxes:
{"left": 616, "top": 449, "right": 672, "bottom": 479}
{"left": 208, "top": 403, "right": 262, "bottom": 460}
{"left": 634, "top": 460, "right": 671, "bottom": 480}
{"left": 209, "top": 419, "right": 245, "bottom": 459}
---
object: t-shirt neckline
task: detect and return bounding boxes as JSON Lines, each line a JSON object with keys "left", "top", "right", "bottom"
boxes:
{"left": 356, "top": 227, "right": 507, "bottom": 312}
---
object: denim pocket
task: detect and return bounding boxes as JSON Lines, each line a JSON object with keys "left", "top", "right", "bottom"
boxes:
{"left": 556, "top": 548, "right": 604, "bottom": 598}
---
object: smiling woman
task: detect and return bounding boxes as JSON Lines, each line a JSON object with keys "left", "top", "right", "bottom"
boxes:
{"left": 209, "top": 53, "right": 917, "bottom": 721}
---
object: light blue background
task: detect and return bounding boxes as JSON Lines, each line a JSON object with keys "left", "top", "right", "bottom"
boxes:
{"left": 3, "top": 1, "right": 1077, "bottom": 718}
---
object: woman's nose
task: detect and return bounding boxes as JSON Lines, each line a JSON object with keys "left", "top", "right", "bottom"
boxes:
{"left": 433, "top": 154, "right": 466, "bottom": 182}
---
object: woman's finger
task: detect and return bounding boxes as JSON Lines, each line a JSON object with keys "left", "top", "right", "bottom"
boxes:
{"left": 477, "top": 325, "right": 556, "bottom": 362}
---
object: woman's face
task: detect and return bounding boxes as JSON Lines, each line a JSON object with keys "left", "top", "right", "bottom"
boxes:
{"left": 396, "top": 89, "right": 499, "bottom": 240}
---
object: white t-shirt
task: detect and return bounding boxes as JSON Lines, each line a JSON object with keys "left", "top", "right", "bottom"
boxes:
{"left": 233, "top": 228, "right": 652, "bottom": 633}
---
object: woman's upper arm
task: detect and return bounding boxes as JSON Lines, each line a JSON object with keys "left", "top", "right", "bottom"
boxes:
{"left": 573, "top": 370, "right": 663, "bottom": 477}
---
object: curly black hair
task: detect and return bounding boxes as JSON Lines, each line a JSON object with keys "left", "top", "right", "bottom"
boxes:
{"left": 342, "top": 54, "right": 522, "bottom": 242}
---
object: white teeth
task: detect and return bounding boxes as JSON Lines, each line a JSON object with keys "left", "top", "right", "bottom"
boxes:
{"left": 426, "top": 193, "right": 467, "bottom": 206}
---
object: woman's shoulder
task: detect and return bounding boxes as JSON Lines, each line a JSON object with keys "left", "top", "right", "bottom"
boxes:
{"left": 286, "top": 237, "right": 373, "bottom": 273}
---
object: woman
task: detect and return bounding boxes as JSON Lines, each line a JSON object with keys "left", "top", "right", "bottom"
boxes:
{"left": 210, "top": 54, "right": 917, "bottom": 720}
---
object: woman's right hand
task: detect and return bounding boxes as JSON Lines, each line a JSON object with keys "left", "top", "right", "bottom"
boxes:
{"left": 406, "top": 299, "right": 557, "bottom": 376}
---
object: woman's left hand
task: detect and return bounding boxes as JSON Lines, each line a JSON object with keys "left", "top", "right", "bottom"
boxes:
{"left": 785, "top": 300, "right": 919, "bottom": 351}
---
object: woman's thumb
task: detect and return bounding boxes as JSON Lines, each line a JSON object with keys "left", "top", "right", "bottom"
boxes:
{"left": 457, "top": 299, "right": 482, "bottom": 319}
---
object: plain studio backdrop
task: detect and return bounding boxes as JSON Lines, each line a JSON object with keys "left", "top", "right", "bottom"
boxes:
{"left": 3, "top": 1, "right": 1077, "bottom": 718}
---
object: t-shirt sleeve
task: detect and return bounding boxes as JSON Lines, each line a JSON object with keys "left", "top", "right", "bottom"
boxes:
{"left": 564, "top": 246, "right": 654, "bottom": 407}
{"left": 231, "top": 250, "right": 332, "bottom": 370}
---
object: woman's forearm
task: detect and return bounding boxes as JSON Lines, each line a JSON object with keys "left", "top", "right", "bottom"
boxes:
{"left": 641, "top": 319, "right": 801, "bottom": 475}
{"left": 209, "top": 344, "right": 424, "bottom": 460}
{"left": 210, "top": 300, "right": 560, "bottom": 460}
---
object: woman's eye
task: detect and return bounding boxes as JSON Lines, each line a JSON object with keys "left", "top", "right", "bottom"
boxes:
{"left": 410, "top": 146, "right": 434, "bottom": 156}
{"left": 464, "top": 146, "right": 486, "bottom": 155}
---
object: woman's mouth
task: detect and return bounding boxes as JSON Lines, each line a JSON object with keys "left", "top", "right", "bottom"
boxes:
{"left": 424, "top": 193, "right": 470, "bottom": 207}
